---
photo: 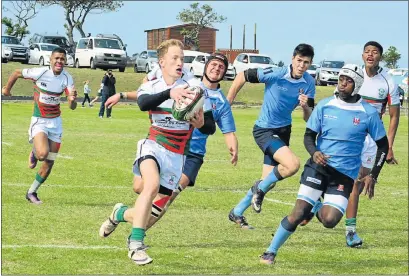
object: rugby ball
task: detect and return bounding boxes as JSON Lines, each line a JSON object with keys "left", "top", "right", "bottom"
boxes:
{"left": 172, "top": 86, "right": 205, "bottom": 121}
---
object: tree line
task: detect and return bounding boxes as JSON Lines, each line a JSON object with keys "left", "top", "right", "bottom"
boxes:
{"left": 1, "top": 1, "right": 403, "bottom": 69}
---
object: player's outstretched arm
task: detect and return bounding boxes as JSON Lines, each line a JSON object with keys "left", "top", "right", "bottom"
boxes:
{"left": 386, "top": 105, "right": 400, "bottom": 164}
{"left": 223, "top": 132, "right": 238, "bottom": 166}
{"left": 227, "top": 71, "right": 246, "bottom": 105}
{"left": 2, "top": 69, "right": 23, "bottom": 96}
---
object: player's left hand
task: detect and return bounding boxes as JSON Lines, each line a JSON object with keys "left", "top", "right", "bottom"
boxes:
{"left": 386, "top": 148, "right": 398, "bottom": 165}
{"left": 361, "top": 174, "right": 376, "bottom": 199}
{"left": 298, "top": 94, "right": 308, "bottom": 108}
{"left": 189, "top": 108, "right": 204, "bottom": 128}
{"left": 229, "top": 146, "right": 238, "bottom": 166}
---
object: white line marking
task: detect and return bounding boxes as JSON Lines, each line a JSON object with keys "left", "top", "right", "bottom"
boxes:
{"left": 2, "top": 142, "right": 12, "bottom": 146}
{"left": 2, "top": 244, "right": 124, "bottom": 250}
{"left": 264, "top": 197, "right": 294, "bottom": 206}
{"left": 58, "top": 154, "right": 73, "bottom": 159}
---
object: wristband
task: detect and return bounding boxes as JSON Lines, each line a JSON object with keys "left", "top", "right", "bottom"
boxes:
{"left": 120, "top": 92, "right": 127, "bottom": 99}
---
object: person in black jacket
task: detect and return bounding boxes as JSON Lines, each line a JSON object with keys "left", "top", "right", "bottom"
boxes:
{"left": 99, "top": 69, "right": 116, "bottom": 118}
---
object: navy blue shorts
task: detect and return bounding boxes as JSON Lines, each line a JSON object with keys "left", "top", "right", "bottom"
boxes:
{"left": 300, "top": 158, "right": 354, "bottom": 199}
{"left": 252, "top": 124, "right": 291, "bottom": 166}
{"left": 183, "top": 153, "right": 204, "bottom": 187}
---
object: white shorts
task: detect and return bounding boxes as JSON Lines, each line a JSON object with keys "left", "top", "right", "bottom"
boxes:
{"left": 132, "top": 139, "right": 186, "bottom": 191}
{"left": 361, "top": 134, "right": 377, "bottom": 169}
{"left": 28, "top": 116, "right": 63, "bottom": 144}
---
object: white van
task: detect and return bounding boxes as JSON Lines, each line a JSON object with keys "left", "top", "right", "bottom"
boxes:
{"left": 75, "top": 34, "right": 127, "bottom": 72}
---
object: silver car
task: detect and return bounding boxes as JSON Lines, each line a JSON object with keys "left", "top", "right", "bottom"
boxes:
{"left": 135, "top": 50, "right": 158, "bottom": 73}
{"left": 315, "top": 60, "right": 345, "bottom": 86}
{"left": 1, "top": 35, "right": 29, "bottom": 63}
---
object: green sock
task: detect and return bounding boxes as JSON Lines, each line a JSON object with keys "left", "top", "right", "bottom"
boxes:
{"left": 345, "top": 218, "right": 357, "bottom": 234}
{"left": 115, "top": 206, "right": 128, "bottom": 222}
{"left": 28, "top": 173, "right": 46, "bottom": 193}
{"left": 130, "top": 227, "right": 145, "bottom": 242}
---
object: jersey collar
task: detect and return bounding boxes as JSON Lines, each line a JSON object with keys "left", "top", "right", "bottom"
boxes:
{"left": 282, "top": 65, "right": 306, "bottom": 83}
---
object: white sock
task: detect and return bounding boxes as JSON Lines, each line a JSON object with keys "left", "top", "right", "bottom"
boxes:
{"left": 28, "top": 179, "right": 42, "bottom": 193}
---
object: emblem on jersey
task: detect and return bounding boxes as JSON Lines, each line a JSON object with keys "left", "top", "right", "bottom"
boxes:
{"left": 40, "top": 82, "right": 47, "bottom": 88}
{"left": 337, "top": 184, "right": 344, "bottom": 192}
{"left": 212, "top": 103, "right": 217, "bottom": 110}
{"left": 299, "top": 88, "right": 304, "bottom": 95}
{"left": 168, "top": 174, "right": 176, "bottom": 185}
{"left": 353, "top": 117, "right": 360, "bottom": 125}
{"left": 378, "top": 88, "right": 386, "bottom": 98}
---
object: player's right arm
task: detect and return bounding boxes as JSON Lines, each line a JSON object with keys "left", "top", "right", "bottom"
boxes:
{"left": 227, "top": 67, "right": 279, "bottom": 105}
{"left": 2, "top": 69, "right": 23, "bottom": 96}
{"left": 303, "top": 101, "right": 330, "bottom": 166}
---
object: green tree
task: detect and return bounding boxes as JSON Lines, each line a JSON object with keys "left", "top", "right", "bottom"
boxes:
{"left": 38, "top": 0, "right": 123, "bottom": 45}
{"left": 177, "top": 2, "right": 226, "bottom": 51}
{"left": 277, "top": 60, "right": 284, "bottom": 67}
{"left": 381, "top": 46, "right": 401, "bottom": 69}
{"left": 1, "top": 1, "right": 40, "bottom": 40}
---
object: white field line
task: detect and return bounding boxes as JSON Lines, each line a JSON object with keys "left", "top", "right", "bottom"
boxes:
{"left": 2, "top": 141, "right": 13, "bottom": 146}
{"left": 264, "top": 197, "right": 294, "bottom": 206}
{"left": 2, "top": 244, "right": 124, "bottom": 250}
{"left": 57, "top": 154, "right": 74, "bottom": 159}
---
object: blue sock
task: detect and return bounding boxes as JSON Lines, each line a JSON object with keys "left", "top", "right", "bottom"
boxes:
{"left": 259, "top": 166, "right": 283, "bottom": 193}
{"left": 267, "top": 217, "right": 296, "bottom": 254}
{"left": 233, "top": 188, "right": 252, "bottom": 216}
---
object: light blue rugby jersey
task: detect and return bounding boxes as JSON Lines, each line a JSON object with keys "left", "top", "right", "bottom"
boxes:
{"left": 188, "top": 86, "right": 236, "bottom": 157}
{"left": 255, "top": 65, "right": 316, "bottom": 128}
{"left": 307, "top": 96, "right": 386, "bottom": 180}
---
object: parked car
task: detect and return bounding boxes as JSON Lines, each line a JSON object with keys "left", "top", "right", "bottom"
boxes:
{"left": 75, "top": 34, "right": 127, "bottom": 72}
{"left": 232, "top": 53, "right": 275, "bottom": 75}
{"left": 307, "top": 63, "right": 320, "bottom": 78}
{"left": 1, "top": 35, "right": 29, "bottom": 63}
{"left": 30, "top": 33, "right": 75, "bottom": 55}
{"left": 315, "top": 60, "right": 345, "bottom": 86}
{"left": 183, "top": 50, "right": 206, "bottom": 71}
{"left": 134, "top": 50, "right": 158, "bottom": 73}
{"left": 28, "top": 43, "right": 74, "bottom": 66}
{"left": 189, "top": 53, "right": 210, "bottom": 77}
{"left": 225, "top": 64, "right": 236, "bottom": 80}
{"left": 388, "top": 68, "right": 408, "bottom": 76}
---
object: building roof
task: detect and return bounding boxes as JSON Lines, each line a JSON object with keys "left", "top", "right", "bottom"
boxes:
{"left": 144, "top": 23, "right": 218, "bottom": 32}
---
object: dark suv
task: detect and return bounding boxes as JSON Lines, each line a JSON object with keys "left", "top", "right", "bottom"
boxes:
{"left": 29, "top": 34, "right": 75, "bottom": 55}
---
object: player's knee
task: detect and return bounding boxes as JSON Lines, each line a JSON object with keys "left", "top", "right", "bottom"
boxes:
{"left": 36, "top": 151, "right": 49, "bottom": 161}
{"left": 141, "top": 181, "right": 159, "bottom": 198}
{"left": 290, "top": 205, "right": 311, "bottom": 224}
{"left": 283, "top": 157, "right": 300, "bottom": 177}
{"left": 320, "top": 214, "right": 341, "bottom": 229}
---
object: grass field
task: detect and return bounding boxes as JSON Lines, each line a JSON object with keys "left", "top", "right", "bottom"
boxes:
{"left": 1, "top": 61, "right": 335, "bottom": 104}
{"left": 1, "top": 102, "right": 408, "bottom": 274}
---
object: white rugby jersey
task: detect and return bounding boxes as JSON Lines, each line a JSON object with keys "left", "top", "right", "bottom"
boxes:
{"left": 359, "top": 67, "right": 400, "bottom": 115}
{"left": 22, "top": 67, "right": 74, "bottom": 118}
{"left": 137, "top": 75, "right": 202, "bottom": 155}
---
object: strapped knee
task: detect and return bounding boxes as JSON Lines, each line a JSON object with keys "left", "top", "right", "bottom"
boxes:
{"left": 46, "top": 152, "right": 58, "bottom": 161}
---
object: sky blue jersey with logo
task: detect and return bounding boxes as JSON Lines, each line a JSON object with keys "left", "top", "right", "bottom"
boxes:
{"left": 189, "top": 86, "right": 236, "bottom": 157}
{"left": 255, "top": 65, "right": 316, "bottom": 128}
{"left": 307, "top": 96, "right": 386, "bottom": 179}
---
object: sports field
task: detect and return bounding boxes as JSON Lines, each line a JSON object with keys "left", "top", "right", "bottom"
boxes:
{"left": 1, "top": 101, "right": 408, "bottom": 274}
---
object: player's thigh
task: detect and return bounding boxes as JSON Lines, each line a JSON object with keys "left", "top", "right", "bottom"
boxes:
{"left": 182, "top": 154, "right": 204, "bottom": 188}
{"left": 298, "top": 158, "right": 326, "bottom": 206}
{"left": 272, "top": 146, "right": 299, "bottom": 169}
{"left": 322, "top": 168, "right": 354, "bottom": 217}
{"left": 32, "top": 132, "right": 50, "bottom": 157}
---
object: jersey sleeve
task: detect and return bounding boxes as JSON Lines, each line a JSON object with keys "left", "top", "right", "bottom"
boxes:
{"left": 137, "top": 82, "right": 154, "bottom": 96}
{"left": 147, "top": 65, "right": 160, "bottom": 81}
{"left": 367, "top": 112, "right": 387, "bottom": 141}
{"left": 305, "top": 77, "right": 316, "bottom": 99}
{"left": 216, "top": 101, "right": 236, "bottom": 134}
{"left": 256, "top": 67, "right": 279, "bottom": 84}
{"left": 21, "top": 67, "right": 47, "bottom": 81}
{"left": 387, "top": 77, "right": 400, "bottom": 107}
{"left": 63, "top": 73, "right": 75, "bottom": 96}
{"left": 306, "top": 101, "right": 322, "bottom": 133}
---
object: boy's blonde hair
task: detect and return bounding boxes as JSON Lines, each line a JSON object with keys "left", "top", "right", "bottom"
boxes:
{"left": 83, "top": 80, "right": 89, "bottom": 85}
{"left": 157, "top": 39, "right": 184, "bottom": 60}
